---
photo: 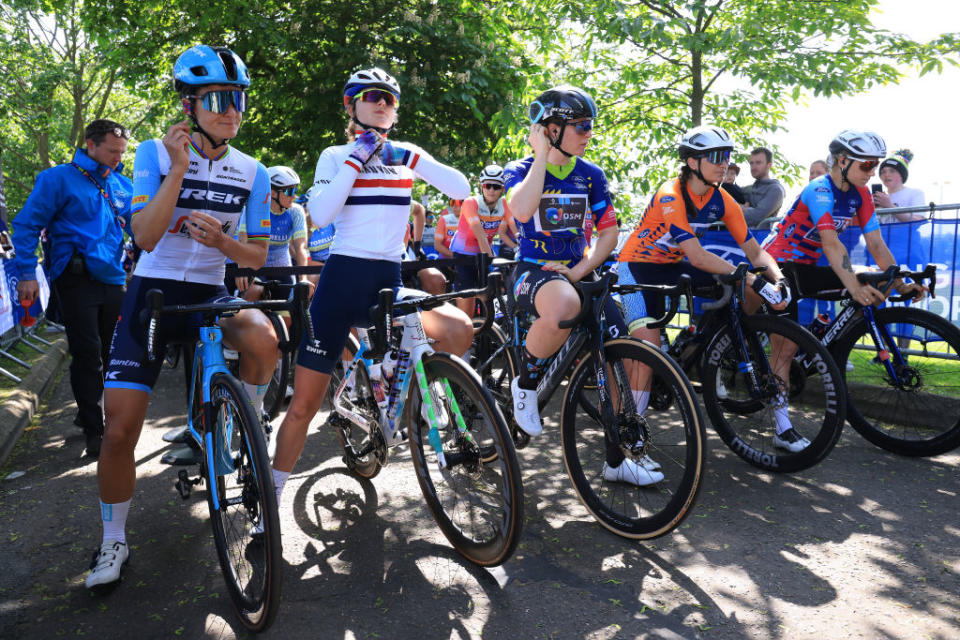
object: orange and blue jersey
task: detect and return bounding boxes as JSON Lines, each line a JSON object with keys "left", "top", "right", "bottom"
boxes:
{"left": 762, "top": 174, "right": 879, "bottom": 264}
{"left": 503, "top": 156, "right": 617, "bottom": 266}
{"left": 449, "top": 196, "right": 512, "bottom": 254}
{"left": 435, "top": 210, "right": 459, "bottom": 249}
{"left": 618, "top": 178, "right": 749, "bottom": 264}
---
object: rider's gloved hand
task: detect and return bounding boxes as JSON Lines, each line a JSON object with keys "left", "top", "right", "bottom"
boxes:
{"left": 381, "top": 141, "right": 417, "bottom": 167}
{"left": 348, "top": 130, "right": 383, "bottom": 166}
{"left": 412, "top": 240, "right": 427, "bottom": 260}
{"left": 752, "top": 277, "right": 784, "bottom": 306}
{"left": 777, "top": 279, "right": 792, "bottom": 306}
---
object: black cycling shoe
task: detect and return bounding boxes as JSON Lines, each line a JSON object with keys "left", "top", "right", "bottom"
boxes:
{"left": 85, "top": 432, "right": 102, "bottom": 458}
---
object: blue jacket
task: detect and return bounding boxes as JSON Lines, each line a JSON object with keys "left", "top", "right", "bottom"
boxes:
{"left": 12, "top": 148, "right": 132, "bottom": 286}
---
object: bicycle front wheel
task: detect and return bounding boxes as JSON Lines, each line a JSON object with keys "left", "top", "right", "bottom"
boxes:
{"left": 833, "top": 306, "right": 960, "bottom": 456}
{"left": 203, "top": 373, "right": 282, "bottom": 632}
{"left": 262, "top": 350, "right": 290, "bottom": 421}
{"left": 407, "top": 352, "right": 523, "bottom": 566}
{"left": 702, "top": 314, "right": 846, "bottom": 473}
{"left": 561, "top": 338, "right": 706, "bottom": 539}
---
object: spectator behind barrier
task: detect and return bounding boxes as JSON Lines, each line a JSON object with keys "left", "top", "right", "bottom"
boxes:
{"left": 11, "top": 119, "right": 132, "bottom": 458}
{"left": 875, "top": 149, "right": 926, "bottom": 223}
{"left": 742, "top": 147, "right": 786, "bottom": 229}
{"left": 721, "top": 161, "right": 747, "bottom": 204}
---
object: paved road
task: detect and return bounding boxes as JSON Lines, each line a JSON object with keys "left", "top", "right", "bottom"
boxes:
{"left": 1, "top": 364, "right": 958, "bottom": 639}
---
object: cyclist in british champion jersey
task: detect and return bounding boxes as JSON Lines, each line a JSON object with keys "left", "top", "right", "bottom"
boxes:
{"left": 269, "top": 67, "right": 473, "bottom": 506}
{"left": 505, "top": 86, "right": 655, "bottom": 486}
{"left": 86, "top": 46, "right": 279, "bottom": 591}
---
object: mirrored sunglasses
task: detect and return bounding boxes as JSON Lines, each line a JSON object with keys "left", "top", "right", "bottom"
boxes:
{"left": 450, "top": 199, "right": 464, "bottom": 206}
{"left": 356, "top": 88, "right": 398, "bottom": 107}
{"left": 857, "top": 159, "right": 880, "bottom": 172}
{"left": 276, "top": 186, "right": 297, "bottom": 196}
{"left": 569, "top": 119, "right": 594, "bottom": 134}
{"left": 701, "top": 149, "right": 731, "bottom": 165}
{"left": 192, "top": 90, "right": 248, "bottom": 114}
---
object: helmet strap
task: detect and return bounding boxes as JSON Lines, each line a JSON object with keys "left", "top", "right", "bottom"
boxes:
{"left": 548, "top": 122, "right": 573, "bottom": 158}
{"left": 188, "top": 114, "right": 231, "bottom": 151}
{"left": 691, "top": 158, "right": 720, "bottom": 190}
{"left": 839, "top": 156, "right": 854, "bottom": 188}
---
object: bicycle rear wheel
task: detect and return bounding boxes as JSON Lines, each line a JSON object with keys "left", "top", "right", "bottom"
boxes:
{"left": 702, "top": 314, "right": 845, "bottom": 473}
{"left": 561, "top": 338, "right": 705, "bottom": 539}
{"left": 407, "top": 352, "right": 523, "bottom": 566}
{"left": 262, "top": 350, "right": 290, "bottom": 421}
{"left": 332, "top": 354, "right": 384, "bottom": 479}
{"left": 832, "top": 306, "right": 960, "bottom": 456}
{"left": 203, "top": 373, "right": 282, "bottom": 632}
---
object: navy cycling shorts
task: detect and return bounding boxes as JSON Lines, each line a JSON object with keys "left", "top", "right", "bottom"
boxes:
{"left": 509, "top": 261, "right": 627, "bottom": 339}
{"left": 298, "top": 254, "right": 425, "bottom": 374}
{"left": 104, "top": 276, "right": 241, "bottom": 393}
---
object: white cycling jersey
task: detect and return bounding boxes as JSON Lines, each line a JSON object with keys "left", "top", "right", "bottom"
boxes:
{"left": 307, "top": 140, "right": 469, "bottom": 262}
{"left": 132, "top": 138, "right": 271, "bottom": 285}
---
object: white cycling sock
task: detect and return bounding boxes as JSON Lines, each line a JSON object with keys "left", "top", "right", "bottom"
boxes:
{"left": 632, "top": 390, "right": 650, "bottom": 416}
{"left": 272, "top": 468, "right": 291, "bottom": 500}
{"left": 774, "top": 396, "right": 792, "bottom": 435}
{"left": 242, "top": 381, "right": 268, "bottom": 414}
{"left": 101, "top": 499, "right": 131, "bottom": 545}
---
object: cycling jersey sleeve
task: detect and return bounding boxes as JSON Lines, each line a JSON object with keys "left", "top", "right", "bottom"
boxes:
{"left": 244, "top": 163, "right": 271, "bottom": 241}
{"left": 855, "top": 185, "right": 880, "bottom": 233}
{"left": 718, "top": 188, "right": 751, "bottom": 245}
{"left": 589, "top": 167, "right": 617, "bottom": 232}
{"left": 460, "top": 197, "right": 479, "bottom": 224}
{"left": 289, "top": 204, "right": 307, "bottom": 241}
{"left": 237, "top": 210, "right": 247, "bottom": 235}
{"left": 131, "top": 139, "right": 162, "bottom": 215}
{"left": 307, "top": 146, "right": 360, "bottom": 229}
{"left": 409, "top": 144, "right": 470, "bottom": 199}
{"left": 800, "top": 180, "right": 837, "bottom": 231}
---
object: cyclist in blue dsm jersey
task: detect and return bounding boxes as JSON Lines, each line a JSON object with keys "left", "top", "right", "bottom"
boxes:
{"left": 86, "top": 46, "right": 279, "bottom": 591}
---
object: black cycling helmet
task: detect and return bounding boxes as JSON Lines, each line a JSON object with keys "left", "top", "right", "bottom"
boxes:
{"left": 528, "top": 85, "right": 597, "bottom": 157}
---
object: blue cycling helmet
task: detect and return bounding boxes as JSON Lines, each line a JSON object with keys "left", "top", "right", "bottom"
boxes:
{"left": 173, "top": 45, "right": 250, "bottom": 94}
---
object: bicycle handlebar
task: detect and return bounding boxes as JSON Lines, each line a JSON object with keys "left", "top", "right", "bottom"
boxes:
{"left": 557, "top": 271, "right": 618, "bottom": 330}
{"left": 856, "top": 264, "right": 937, "bottom": 302}
{"left": 700, "top": 263, "right": 749, "bottom": 311}
{"left": 366, "top": 272, "right": 505, "bottom": 360}
{"left": 611, "top": 274, "right": 694, "bottom": 329}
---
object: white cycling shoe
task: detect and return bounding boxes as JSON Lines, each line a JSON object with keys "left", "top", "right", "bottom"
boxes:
{"left": 602, "top": 458, "right": 664, "bottom": 486}
{"left": 86, "top": 540, "right": 129, "bottom": 590}
{"left": 773, "top": 428, "right": 811, "bottom": 452}
{"left": 510, "top": 377, "right": 542, "bottom": 436}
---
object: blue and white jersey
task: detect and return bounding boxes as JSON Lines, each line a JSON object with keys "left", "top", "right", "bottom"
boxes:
{"left": 238, "top": 203, "right": 307, "bottom": 267}
{"left": 308, "top": 223, "right": 336, "bottom": 261}
{"left": 131, "top": 138, "right": 271, "bottom": 285}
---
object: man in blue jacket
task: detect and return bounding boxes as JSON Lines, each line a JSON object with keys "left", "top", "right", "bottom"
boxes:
{"left": 13, "top": 119, "right": 132, "bottom": 458}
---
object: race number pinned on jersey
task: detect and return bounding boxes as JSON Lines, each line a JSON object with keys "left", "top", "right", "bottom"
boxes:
{"left": 535, "top": 194, "right": 588, "bottom": 233}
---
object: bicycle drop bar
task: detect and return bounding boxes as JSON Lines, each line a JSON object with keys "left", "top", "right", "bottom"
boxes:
{"left": 699, "top": 263, "right": 749, "bottom": 311}
{"left": 557, "top": 271, "right": 619, "bottom": 330}
{"left": 611, "top": 274, "right": 694, "bottom": 329}
{"left": 856, "top": 264, "right": 937, "bottom": 301}
{"left": 140, "top": 281, "right": 314, "bottom": 362}
{"left": 365, "top": 272, "right": 505, "bottom": 360}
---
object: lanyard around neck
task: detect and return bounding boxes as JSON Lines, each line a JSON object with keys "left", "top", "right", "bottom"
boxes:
{"left": 71, "top": 162, "right": 124, "bottom": 226}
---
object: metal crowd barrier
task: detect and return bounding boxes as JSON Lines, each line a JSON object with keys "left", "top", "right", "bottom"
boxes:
{"left": 0, "top": 312, "right": 60, "bottom": 383}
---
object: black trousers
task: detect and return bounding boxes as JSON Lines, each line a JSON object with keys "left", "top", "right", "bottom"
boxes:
{"left": 53, "top": 271, "right": 125, "bottom": 436}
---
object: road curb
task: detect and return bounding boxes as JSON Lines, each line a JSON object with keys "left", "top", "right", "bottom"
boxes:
{"left": 0, "top": 337, "right": 69, "bottom": 467}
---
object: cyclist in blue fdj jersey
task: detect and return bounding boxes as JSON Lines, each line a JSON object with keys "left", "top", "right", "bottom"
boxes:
{"left": 505, "top": 86, "right": 654, "bottom": 485}
{"left": 269, "top": 67, "right": 473, "bottom": 507}
{"left": 236, "top": 165, "right": 313, "bottom": 300}
{"left": 86, "top": 45, "right": 279, "bottom": 591}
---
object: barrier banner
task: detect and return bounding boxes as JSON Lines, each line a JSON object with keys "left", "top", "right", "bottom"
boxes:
{"left": 1, "top": 258, "right": 48, "bottom": 328}
{"left": 692, "top": 219, "right": 955, "bottom": 328}
{"left": 0, "top": 259, "right": 13, "bottom": 334}
{"left": 0, "top": 152, "right": 7, "bottom": 231}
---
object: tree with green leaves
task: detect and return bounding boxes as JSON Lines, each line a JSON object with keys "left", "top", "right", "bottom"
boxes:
{"left": 490, "top": 0, "right": 959, "bottom": 218}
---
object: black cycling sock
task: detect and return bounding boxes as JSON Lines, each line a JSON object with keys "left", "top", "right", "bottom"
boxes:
{"left": 518, "top": 347, "right": 549, "bottom": 390}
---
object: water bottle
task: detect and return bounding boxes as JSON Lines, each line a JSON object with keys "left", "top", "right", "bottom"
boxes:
{"left": 808, "top": 313, "right": 831, "bottom": 340}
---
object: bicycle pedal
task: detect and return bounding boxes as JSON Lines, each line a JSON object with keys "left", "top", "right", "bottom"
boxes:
{"left": 174, "top": 469, "right": 200, "bottom": 499}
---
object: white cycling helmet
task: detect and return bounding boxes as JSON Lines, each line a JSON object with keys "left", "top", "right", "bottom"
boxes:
{"left": 342, "top": 67, "right": 401, "bottom": 107}
{"left": 678, "top": 125, "right": 735, "bottom": 159}
{"left": 828, "top": 129, "right": 886, "bottom": 161}
{"left": 267, "top": 165, "right": 300, "bottom": 189}
{"left": 479, "top": 164, "right": 505, "bottom": 186}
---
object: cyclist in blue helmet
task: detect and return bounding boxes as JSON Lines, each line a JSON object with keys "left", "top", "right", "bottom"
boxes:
{"left": 86, "top": 45, "right": 279, "bottom": 591}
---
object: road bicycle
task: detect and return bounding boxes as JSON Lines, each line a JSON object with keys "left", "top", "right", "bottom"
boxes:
{"left": 327, "top": 273, "right": 523, "bottom": 567}
{"left": 472, "top": 265, "right": 706, "bottom": 540}
{"left": 651, "top": 264, "right": 846, "bottom": 473}
{"left": 785, "top": 263, "right": 960, "bottom": 457}
{"left": 141, "top": 282, "right": 312, "bottom": 631}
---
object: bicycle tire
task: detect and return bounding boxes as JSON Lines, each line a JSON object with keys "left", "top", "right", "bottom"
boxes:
{"left": 333, "top": 345, "right": 384, "bottom": 479}
{"left": 702, "top": 314, "right": 846, "bottom": 473}
{"left": 832, "top": 306, "right": 960, "bottom": 456}
{"left": 203, "top": 373, "right": 282, "bottom": 632}
{"left": 560, "top": 338, "right": 706, "bottom": 539}
{"left": 406, "top": 352, "right": 523, "bottom": 566}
